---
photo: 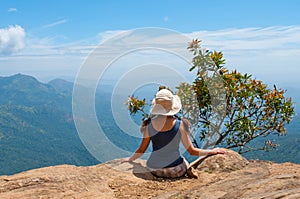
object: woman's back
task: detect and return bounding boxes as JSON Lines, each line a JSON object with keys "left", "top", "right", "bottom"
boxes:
{"left": 146, "top": 116, "right": 183, "bottom": 169}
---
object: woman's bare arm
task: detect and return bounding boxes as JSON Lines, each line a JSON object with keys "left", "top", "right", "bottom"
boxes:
{"left": 122, "top": 126, "right": 150, "bottom": 162}
{"left": 180, "top": 122, "right": 226, "bottom": 156}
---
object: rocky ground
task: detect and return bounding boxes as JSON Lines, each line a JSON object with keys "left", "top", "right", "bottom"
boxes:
{"left": 0, "top": 150, "right": 299, "bottom": 198}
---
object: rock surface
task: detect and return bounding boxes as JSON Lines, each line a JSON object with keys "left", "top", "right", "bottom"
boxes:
{"left": 1, "top": 150, "right": 299, "bottom": 198}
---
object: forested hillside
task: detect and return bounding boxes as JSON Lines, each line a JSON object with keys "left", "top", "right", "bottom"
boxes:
{"left": 243, "top": 115, "right": 300, "bottom": 163}
{"left": 0, "top": 74, "right": 299, "bottom": 175}
{"left": 0, "top": 74, "right": 99, "bottom": 175}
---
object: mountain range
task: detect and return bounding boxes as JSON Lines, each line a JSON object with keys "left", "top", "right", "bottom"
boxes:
{"left": 0, "top": 73, "right": 299, "bottom": 175}
{"left": 0, "top": 74, "right": 99, "bottom": 175}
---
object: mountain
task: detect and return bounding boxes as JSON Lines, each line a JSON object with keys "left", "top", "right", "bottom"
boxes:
{"left": 48, "top": 78, "right": 74, "bottom": 94}
{"left": 0, "top": 74, "right": 54, "bottom": 106}
{"left": 0, "top": 73, "right": 299, "bottom": 176}
{"left": 0, "top": 150, "right": 299, "bottom": 198}
{"left": 0, "top": 74, "right": 99, "bottom": 175}
{"left": 243, "top": 130, "right": 300, "bottom": 164}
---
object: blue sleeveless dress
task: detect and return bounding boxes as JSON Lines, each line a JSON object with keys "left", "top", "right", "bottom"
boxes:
{"left": 146, "top": 118, "right": 184, "bottom": 169}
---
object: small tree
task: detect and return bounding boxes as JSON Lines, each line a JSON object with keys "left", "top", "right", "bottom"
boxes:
{"left": 127, "top": 39, "right": 295, "bottom": 154}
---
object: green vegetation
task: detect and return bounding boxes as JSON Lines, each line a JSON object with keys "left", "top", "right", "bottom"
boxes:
{"left": 0, "top": 74, "right": 99, "bottom": 175}
{"left": 243, "top": 132, "right": 300, "bottom": 163}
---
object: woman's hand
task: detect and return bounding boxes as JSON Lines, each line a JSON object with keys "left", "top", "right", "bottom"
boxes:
{"left": 211, "top": 148, "right": 226, "bottom": 155}
{"left": 121, "top": 157, "right": 132, "bottom": 163}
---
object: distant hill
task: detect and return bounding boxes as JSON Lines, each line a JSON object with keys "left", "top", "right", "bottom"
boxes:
{"left": 48, "top": 78, "right": 74, "bottom": 94}
{"left": 243, "top": 128, "right": 300, "bottom": 164}
{"left": 0, "top": 74, "right": 99, "bottom": 175}
{"left": 0, "top": 74, "right": 55, "bottom": 106}
{"left": 0, "top": 74, "right": 73, "bottom": 112}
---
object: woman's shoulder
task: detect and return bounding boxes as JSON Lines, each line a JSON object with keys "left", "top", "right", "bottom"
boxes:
{"left": 177, "top": 117, "right": 191, "bottom": 133}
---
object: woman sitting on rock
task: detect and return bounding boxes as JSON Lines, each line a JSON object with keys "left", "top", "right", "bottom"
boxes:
{"left": 122, "top": 89, "right": 226, "bottom": 178}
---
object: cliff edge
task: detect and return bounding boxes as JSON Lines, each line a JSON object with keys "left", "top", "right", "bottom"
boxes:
{"left": 1, "top": 150, "right": 299, "bottom": 198}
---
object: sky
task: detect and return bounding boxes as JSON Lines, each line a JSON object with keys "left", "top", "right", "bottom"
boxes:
{"left": 0, "top": 0, "right": 300, "bottom": 91}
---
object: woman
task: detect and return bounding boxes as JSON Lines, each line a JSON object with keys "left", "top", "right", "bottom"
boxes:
{"left": 122, "top": 89, "right": 226, "bottom": 178}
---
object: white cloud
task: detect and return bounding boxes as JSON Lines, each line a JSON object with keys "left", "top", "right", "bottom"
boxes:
{"left": 0, "top": 25, "right": 25, "bottom": 55}
{"left": 185, "top": 26, "right": 300, "bottom": 85}
{"left": 8, "top": 8, "right": 17, "bottom": 12}
{"left": 97, "top": 30, "right": 127, "bottom": 43}
{"left": 42, "top": 19, "right": 68, "bottom": 29}
{"left": 1, "top": 26, "right": 300, "bottom": 86}
{"left": 186, "top": 26, "right": 300, "bottom": 54}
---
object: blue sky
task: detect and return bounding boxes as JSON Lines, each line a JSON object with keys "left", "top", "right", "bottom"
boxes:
{"left": 0, "top": 0, "right": 300, "bottom": 90}
{"left": 1, "top": 0, "right": 299, "bottom": 39}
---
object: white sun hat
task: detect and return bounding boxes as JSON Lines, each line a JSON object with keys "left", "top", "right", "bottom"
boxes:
{"left": 150, "top": 89, "right": 182, "bottom": 116}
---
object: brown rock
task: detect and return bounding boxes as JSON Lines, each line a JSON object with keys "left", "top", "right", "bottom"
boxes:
{"left": 197, "top": 149, "right": 249, "bottom": 172}
{"left": 0, "top": 150, "right": 299, "bottom": 198}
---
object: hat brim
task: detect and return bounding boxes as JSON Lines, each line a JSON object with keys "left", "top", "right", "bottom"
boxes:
{"left": 150, "top": 95, "right": 182, "bottom": 116}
